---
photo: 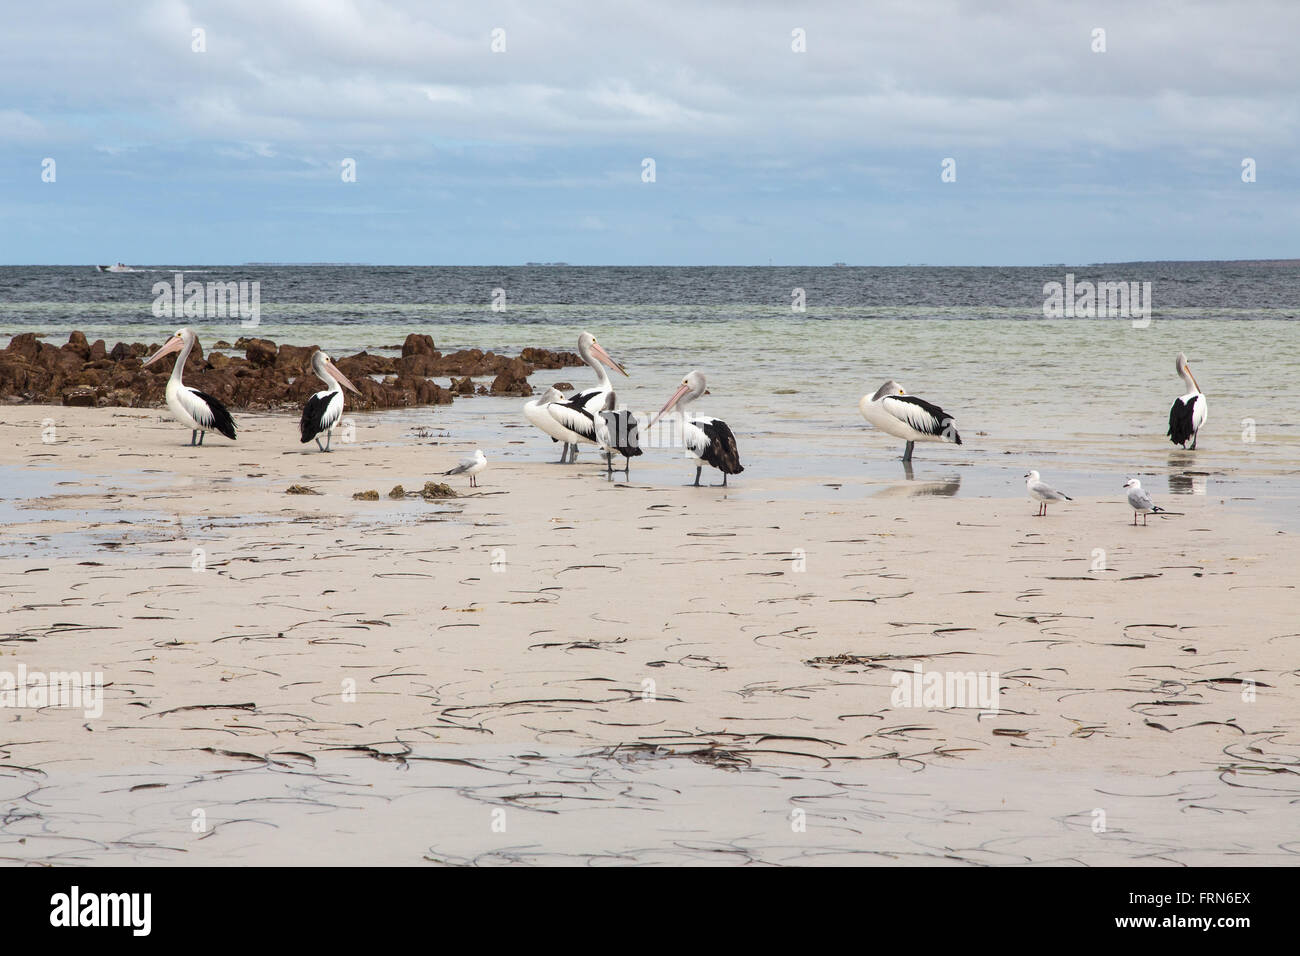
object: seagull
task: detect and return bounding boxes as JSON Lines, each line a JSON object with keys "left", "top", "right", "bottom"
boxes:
{"left": 444, "top": 449, "right": 488, "bottom": 488}
{"left": 859, "top": 380, "right": 962, "bottom": 461}
{"left": 1123, "top": 478, "right": 1165, "bottom": 525}
{"left": 1024, "top": 470, "right": 1072, "bottom": 516}
{"left": 1167, "top": 352, "right": 1207, "bottom": 449}
{"left": 444, "top": 450, "right": 488, "bottom": 489}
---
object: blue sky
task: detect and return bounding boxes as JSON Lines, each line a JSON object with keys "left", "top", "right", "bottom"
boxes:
{"left": 2, "top": 0, "right": 1297, "bottom": 265}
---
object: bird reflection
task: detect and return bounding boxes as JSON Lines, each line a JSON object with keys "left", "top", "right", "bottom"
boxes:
{"left": 873, "top": 460, "right": 962, "bottom": 497}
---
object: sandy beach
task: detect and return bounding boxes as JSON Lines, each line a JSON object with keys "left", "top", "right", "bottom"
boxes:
{"left": 1, "top": 402, "right": 1296, "bottom": 865}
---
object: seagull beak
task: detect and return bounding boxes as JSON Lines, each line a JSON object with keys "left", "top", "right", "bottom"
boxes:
{"left": 142, "top": 334, "right": 184, "bottom": 368}
{"left": 327, "top": 359, "right": 361, "bottom": 395}
{"left": 648, "top": 381, "right": 693, "bottom": 428}
{"left": 590, "top": 341, "right": 628, "bottom": 377}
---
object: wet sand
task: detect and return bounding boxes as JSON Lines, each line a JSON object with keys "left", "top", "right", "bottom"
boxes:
{"left": 0, "top": 405, "right": 1297, "bottom": 865}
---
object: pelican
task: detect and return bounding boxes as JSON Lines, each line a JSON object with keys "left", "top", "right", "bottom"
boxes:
{"left": 1123, "top": 478, "right": 1165, "bottom": 525}
{"left": 523, "top": 386, "right": 578, "bottom": 463}
{"left": 299, "top": 350, "right": 361, "bottom": 452}
{"left": 594, "top": 391, "right": 643, "bottom": 478}
{"left": 649, "top": 370, "right": 743, "bottom": 486}
{"left": 859, "top": 380, "right": 962, "bottom": 461}
{"left": 555, "top": 332, "right": 628, "bottom": 462}
{"left": 444, "top": 449, "right": 488, "bottom": 488}
{"left": 141, "top": 327, "right": 237, "bottom": 445}
{"left": 1024, "top": 470, "right": 1072, "bottom": 516}
{"left": 1167, "top": 352, "right": 1207, "bottom": 449}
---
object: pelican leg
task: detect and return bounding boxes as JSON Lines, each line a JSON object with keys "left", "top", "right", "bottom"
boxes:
{"left": 325, "top": 430, "right": 333, "bottom": 452}
{"left": 902, "top": 441, "right": 915, "bottom": 462}
{"left": 315, "top": 436, "right": 326, "bottom": 452}
{"left": 558, "top": 443, "right": 569, "bottom": 463}
{"left": 693, "top": 466, "right": 702, "bottom": 487}
{"left": 1190, "top": 434, "right": 1198, "bottom": 450}
{"left": 198, "top": 430, "right": 205, "bottom": 446}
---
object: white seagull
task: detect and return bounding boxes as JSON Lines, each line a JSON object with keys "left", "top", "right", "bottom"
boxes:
{"left": 1024, "top": 470, "right": 1072, "bottom": 516}
{"left": 299, "top": 350, "right": 361, "bottom": 452}
{"left": 141, "top": 327, "right": 237, "bottom": 446}
{"left": 1167, "top": 352, "right": 1207, "bottom": 449}
{"left": 523, "top": 386, "right": 578, "bottom": 463}
{"left": 859, "top": 380, "right": 962, "bottom": 461}
{"left": 649, "top": 370, "right": 744, "bottom": 486}
{"left": 445, "top": 449, "right": 488, "bottom": 488}
{"left": 1123, "top": 478, "right": 1165, "bottom": 525}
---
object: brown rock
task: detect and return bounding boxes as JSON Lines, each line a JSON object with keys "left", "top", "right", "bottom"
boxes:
{"left": 402, "top": 333, "right": 436, "bottom": 357}
{"left": 244, "top": 338, "right": 277, "bottom": 368}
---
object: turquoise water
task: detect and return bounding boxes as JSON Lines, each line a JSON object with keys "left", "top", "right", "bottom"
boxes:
{"left": 2, "top": 264, "right": 1297, "bottom": 506}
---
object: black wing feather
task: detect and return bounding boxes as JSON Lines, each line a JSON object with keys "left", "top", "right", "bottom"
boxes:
{"left": 190, "top": 389, "right": 237, "bottom": 440}
{"left": 300, "top": 392, "right": 332, "bottom": 443}
{"left": 1168, "top": 396, "right": 1196, "bottom": 446}
{"left": 698, "top": 419, "right": 743, "bottom": 474}
{"left": 599, "top": 409, "right": 643, "bottom": 459}
{"left": 895, "top": 395, "right": 961, "bottom": 444}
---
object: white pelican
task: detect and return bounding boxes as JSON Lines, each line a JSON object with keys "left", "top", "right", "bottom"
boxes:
{"left": 445, "top": 449, "right": 487, "bottom": 488}
{"left": 1024, "top": 470, "right": 1072, "bottom": 516}
{"left": 859, "top": 380, "right": 962, "bottom": 461}
{"left": 1167, "top": 352, "right": 1207, "bottom": 449}
{"left": 299, "top": 350, "right": 361, "bottom": 452}
{"left": 523, "top": 386, "right": 578, "bottom": 463}
{"left": 569, "top": 331, "right": 628, "bottom": 413}
{"left": 594, "top": 392, "right": 643, "bottom": 478}
{"left": 141, "top": 327, "right": 237, "bottom": 445}
{"left": 1123, "top": 478, "right": 1165, "bottom": 525}
{"left": 649, "top": 370, "right": 743, "bottom": 486}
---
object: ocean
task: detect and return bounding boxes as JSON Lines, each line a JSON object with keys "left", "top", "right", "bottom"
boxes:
{"left": 2, "top": 262, "right": 1298, "bottom": 508}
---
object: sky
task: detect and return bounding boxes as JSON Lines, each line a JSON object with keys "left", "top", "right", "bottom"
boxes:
{"left": 2, "top": 0, "right": 1298, "bottom": 265}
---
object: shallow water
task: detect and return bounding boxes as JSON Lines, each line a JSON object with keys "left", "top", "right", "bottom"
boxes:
{"left": 3, "top": 263, "right": 1298, "bottom": 513}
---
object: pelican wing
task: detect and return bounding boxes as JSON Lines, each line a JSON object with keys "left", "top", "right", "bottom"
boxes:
{"left": 689, "top": 416, "right": 743, "bottom": 475}
{"left": 881, "top": 395, "right": 960, "bottom": 442}
{"left": 182, "top": 387, "right": 237, "bottom": 439}
{"left": 1167, "top": 395, "right": 1201, "bottom": 446}
{"left": 546, "top": 397, "right": 598, "bottom": 442}
{"left": 300, "top": 390, "right": 342, "bottom": 443}
{"left": 599, "top": 409, "right": 642, "bottom": 457}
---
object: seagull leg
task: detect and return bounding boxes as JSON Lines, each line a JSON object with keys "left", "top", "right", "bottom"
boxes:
{"left": 902, "top": 441, "right": 914, "bottom": 462}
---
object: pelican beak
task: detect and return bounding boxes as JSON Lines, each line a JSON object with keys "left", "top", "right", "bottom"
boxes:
{"left": 648, "top": 380, "right": 693, "bottom": 428}
{"left": 590, "top": 341, "right": 628, "bottom": 377}
{"left": 327, "top": 359, "right": 361, "bottom": 395}
{"left": 142, "top": 334, "right": 184, "bottom": 368}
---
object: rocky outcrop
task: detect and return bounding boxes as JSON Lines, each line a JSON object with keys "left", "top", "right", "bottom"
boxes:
{"left": 0, "top": 332, "right": 586, "bottom": 410}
